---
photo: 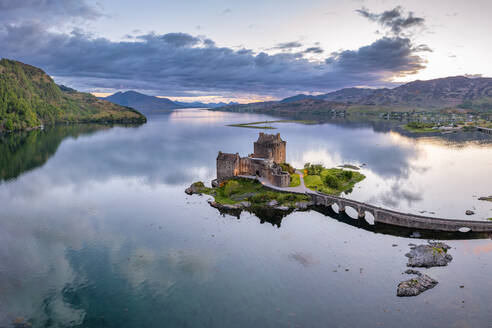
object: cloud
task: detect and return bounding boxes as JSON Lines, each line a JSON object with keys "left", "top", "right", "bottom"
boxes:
{"left": 327, "top": 37, "right": 428, "bottom": 77}
{"left": 0, "top": 4, "right": 430, "bottom": 98}
{"left": 220, "top": 8, "right": 231, "bottom": 15}
{"left": 377, "top": 182, "right": 423, "bottom": 208}
{"left": 0, "top": 22, "right": 429, "bottom": 97}
{"left": 272, "top": 41, "right": 303, "bottom": 50}
{"left": 303, "top": 47, "right": 324, "bottom": 54}
{"left": 0, "top": 0, "right": 102, "bottom": 23}
{"left": 356, "top": 6, "right": 425, "bottom": 36}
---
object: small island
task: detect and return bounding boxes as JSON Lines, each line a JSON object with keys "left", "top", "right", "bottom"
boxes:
{"left": 186, "top": 133, "right": 365, "bottom": 211}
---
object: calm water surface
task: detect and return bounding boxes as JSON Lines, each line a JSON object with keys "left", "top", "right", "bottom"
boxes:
{"left": 1, "top": 109, "right": 491, "bottom": 328}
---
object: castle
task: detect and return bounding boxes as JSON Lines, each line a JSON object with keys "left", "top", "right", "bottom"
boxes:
{"left": 215, "top": 132, "right": 290, "bottom": 188}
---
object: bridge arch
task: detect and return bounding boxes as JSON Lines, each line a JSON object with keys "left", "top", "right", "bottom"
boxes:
{"left": 363, "top": 211, "right": 375, "bottom": 225}
{"left": 345, "top": 206, "right": 359, "bottom": 219}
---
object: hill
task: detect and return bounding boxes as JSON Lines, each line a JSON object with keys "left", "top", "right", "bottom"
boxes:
{"left": 0, "top": 59, "right": 146, "bottom": 132}
{"left": 102, "top": 90, "right": 239, "bottom": 111}
{"left": 221, "top": 76, "right": 492, "bottom": 116}
{"left": 103, "top": 91, "right": 183, "bottom": 113}
{"left": 175, "top": 100, "right": 239, "bottom": 108}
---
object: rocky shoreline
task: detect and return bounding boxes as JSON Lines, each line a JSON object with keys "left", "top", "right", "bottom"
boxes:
{"left": 185, "top": 180, "right": 314, "bottom": 212}
{"left": 397, "top": 241, "right": 453, "bottom": 297}
{"left": 207, "top": 199, "right": 314, "bottom": 211}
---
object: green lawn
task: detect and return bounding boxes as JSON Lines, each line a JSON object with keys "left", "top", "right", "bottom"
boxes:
{"left": 303, "top": 166, "right": 365, "bottom": 195}
{"left": 289, "top": 173, "right": 300, "bottom": 187}
{"left": 191, "top": 178, "right": 310, "bottom": 206}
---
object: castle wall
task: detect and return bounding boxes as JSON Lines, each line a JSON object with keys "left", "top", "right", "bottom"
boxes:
{"left": 270, "top": 172, "right": 290, "bottom": 188}
{"left": 217, "top": 153, "right": 239, "bottom": 181}
{"left": 253, "top": 133, "right": 286, "bottom": 163}
{"left": 273, "top": 141, "right": 286, "bottom": 163}
{"left": 216, "top": 133, "right": 289, "bottom": 187}
{"left": 239, "top": 157, "right": 252, "bottom": 175}
{"left": 253, "top": 142, "right": 273, "bottom": 160}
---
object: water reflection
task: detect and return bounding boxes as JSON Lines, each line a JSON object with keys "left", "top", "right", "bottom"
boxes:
{"left": 1, "top": 109, "right": 492, "bottom": 327}
{"left": 0, "top": 124, "right": 115, "bottom": 183}
{"left": 211, "top": 204, "right": 491, "bottom": 240}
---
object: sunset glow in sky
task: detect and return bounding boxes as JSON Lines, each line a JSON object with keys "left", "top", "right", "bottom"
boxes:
{"left": 1, "top": 0, "right": 490, "bottom": 102}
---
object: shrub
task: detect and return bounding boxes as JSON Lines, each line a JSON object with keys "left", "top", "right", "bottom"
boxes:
{"left": 4, "top": 118, "right": 14, "bottom": 131}
{"left": 250, "top": 193, "right": 271, "bottom": 204}
{"left": 193, "top": 181, "right": 205, "bottom": 188}
{"left": 223, "top": 180, "right": 241, "bottom": 196}
{"left": 279, "top": 163, "right": 296, "bottom": 174}
{"left": 278, "top": 193, "right": 297, "bottom": 202}
{"left": 324, "top": 174, "right": 340, "bottom": 189}
{"left": 305, "top": 163, "right": 324, "bottom": 176}
{"left": 340, "top": 170, "right": 353, "bottom": 180}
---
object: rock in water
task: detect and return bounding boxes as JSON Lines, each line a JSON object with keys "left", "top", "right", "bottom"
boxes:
{"left": 397, "top": 274, "right": 438, "bottom": 297}
{"left": 405, "top": 242, "right": 452, "bottom": 267}
{"left": 465, "top": 210, "right": 475, "bottom": 215}
{"left": 185, "top": 181, "right": 210, "bottom": 195}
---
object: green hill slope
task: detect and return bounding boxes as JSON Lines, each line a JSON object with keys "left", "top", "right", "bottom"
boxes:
{"left": 0, "top": 59, "right": 146, "bottom": 132}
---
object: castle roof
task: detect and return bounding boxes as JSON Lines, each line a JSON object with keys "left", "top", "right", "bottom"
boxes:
{"left": 256, "top": 132, "right": 283, "bottom": 144}
{"left": 217, "top": 151, "right": 239, "bottom": 161}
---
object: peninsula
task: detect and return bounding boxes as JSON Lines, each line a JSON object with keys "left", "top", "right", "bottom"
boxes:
{"left": 0, "top": 59, "right": 146, "bottom": 132}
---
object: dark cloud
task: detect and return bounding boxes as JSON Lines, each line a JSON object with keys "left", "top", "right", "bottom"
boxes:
{"left": 303, "top": 47, "right": 324, "bottom": 54}
{"left": 0, "top": 3, "right": 430, "bottom": 98}
{"left": 153, "top": 32, "right": 201, "bottom": 47}
{"left": 0, "top": 22, "right": 429, "bottom": 97}
{"left": 356, "top": 6, "right": 425, "bottom": 36}
{"left": 0, "top": 0, "right": 101, "bottom": 22}
{"left": 327, "top": 37, "right": 428, "bottom": 77}
{"left": 272, "top": 41, "right": 304, "bottom": 50}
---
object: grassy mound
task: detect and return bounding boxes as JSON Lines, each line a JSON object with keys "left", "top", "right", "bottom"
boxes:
{"left": 302, "top": 163, "right": 365, "bottom": 195}
{"left": 190, "top": 178, "right": 310, "bottom": 206}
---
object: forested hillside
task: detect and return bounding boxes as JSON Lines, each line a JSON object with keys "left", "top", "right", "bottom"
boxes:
{"left": 0, "top": 59, "right": 146, "bottom": 132}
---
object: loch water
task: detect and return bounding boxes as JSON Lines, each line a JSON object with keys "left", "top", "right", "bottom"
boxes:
{"left": 1, "top": 108, "right": 491, "bottom": 327}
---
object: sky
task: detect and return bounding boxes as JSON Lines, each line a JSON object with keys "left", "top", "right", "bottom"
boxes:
{"left": 0, "top": 0, "right": 490, "bottom": 103}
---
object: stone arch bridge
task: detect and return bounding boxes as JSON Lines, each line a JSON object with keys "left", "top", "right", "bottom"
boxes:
{"left": 308, "top": 192, "right": 492, "bottom": 233}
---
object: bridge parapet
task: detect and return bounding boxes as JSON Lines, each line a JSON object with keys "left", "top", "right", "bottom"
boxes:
{"left": 308, "top": 191, "right": 492, "bottom": 232}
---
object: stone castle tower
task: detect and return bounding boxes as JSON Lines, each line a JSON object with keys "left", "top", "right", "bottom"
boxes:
{"left": 215, "top": 133, "right": 290, "bottom": 188}
{"left": 253, "top": 132, "right": 286, "bottom": 163}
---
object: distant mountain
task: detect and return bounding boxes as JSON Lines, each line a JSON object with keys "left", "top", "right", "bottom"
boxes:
{"left": 362, "top": 76, "right": 492, "bottom": 109}
{"left": 0, "top": 59, "right": 146, "bottom": 132}
{"left": 102, "top": 91, "right": 183, "bottom": 113}
{"left": 102, "top": 91, "right": 238, "bottom": 112}
{"left": 175, "top": 101, "right": 239, "bottom": 108}
{"left": 221, "top": 76, "right": 492, "bottom": 116}
{"left": 280, "top": 94, "right": 319, "bottom": 103}
{"left": 280, "top": 88, "right": 377, "bottom": 103}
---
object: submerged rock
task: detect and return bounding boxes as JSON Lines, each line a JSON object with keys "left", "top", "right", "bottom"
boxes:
{"left": 294, "top": 201, "right": 314, "bottom": 209}
{"left": 403, "top": 269, "right": 421, "bottom": 275}
{"left": 397, "top": 274, "right": 438, "bottom": 297}
{"left": 405, "top": 242, "right": 452, "bottom": 267}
